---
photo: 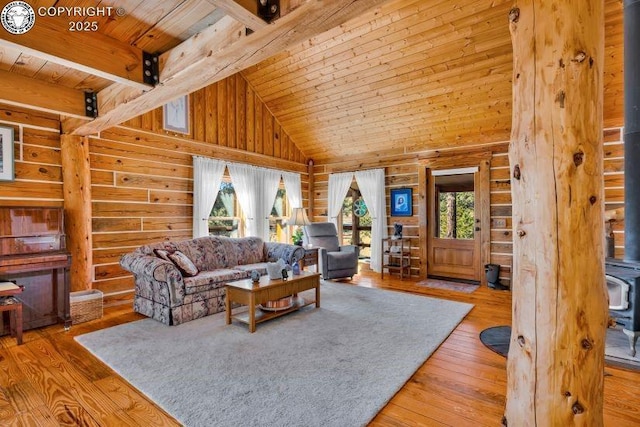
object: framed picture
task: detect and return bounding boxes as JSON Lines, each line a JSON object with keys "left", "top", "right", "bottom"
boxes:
{"left": 390, "top": 188, "right": 412, "bottom": 216}
{"left": 0, "top": 126, "right": 15, "bottom": 182}
{"left": 163, "top": 95, "right": 190, "bottom": 134}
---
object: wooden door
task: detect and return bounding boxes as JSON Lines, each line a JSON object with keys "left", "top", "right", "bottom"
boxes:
{"left": 427, "top": 169, "right": 481, "bottom": 282}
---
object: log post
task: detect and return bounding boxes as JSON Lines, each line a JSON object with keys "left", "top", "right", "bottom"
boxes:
{"left": 61, "top": 134, "right": 93, "bottom": 292}
{"left": 505, "top": 1, "right": 608, "bottom": 426}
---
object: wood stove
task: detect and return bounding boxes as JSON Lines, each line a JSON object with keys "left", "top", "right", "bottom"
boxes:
{"left": 606, "top": 260, "right": 640, "bottom": 356}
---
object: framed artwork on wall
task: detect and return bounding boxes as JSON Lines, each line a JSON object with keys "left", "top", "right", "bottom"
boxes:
{"left": 163, "top": 95, "right": 190, "bottom": 134}
{"left": 390, "top": 188, "right": 412, "bottom": 216}
{"left": 0, "top": 126, "right": 14, "bottom": 182}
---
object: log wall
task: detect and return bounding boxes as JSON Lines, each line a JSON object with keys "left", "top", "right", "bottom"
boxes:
{"left": 313, "top": 127, "right": 625, "bottom": 286}
{"left": 0, "top": 72, "right": 309, "bottom": 306}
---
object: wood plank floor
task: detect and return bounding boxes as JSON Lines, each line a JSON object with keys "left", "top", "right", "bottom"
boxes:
{"left": 0, "top": 266, "right": 638, "bottom": 426}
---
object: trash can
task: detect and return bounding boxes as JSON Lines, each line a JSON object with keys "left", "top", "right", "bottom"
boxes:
{"left": 485, "top": 264, "right": 500, "bottom": 284}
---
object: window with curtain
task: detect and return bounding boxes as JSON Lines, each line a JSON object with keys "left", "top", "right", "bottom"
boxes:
{"left": 207, "top": 173, "right": 290, "bottom": 242}
{"left": 208, "top": 179, "right": 241, "bottom": 237}
{"left": 269, "top": 182, "right": 290, "bottom": 243}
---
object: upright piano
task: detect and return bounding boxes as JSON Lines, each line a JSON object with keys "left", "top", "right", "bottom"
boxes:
{"left": 0, "top": 207, "right": 71, "bottom": 332}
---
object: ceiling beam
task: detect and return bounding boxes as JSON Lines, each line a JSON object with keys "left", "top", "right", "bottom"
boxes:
{"left": 0, "top": 18, "right": 148, "bottom": 90}
{"left": 71, "top": 0, "right": 394, "bottom": 136}
{"left": 0, "top": 69, "right": 86, "bottom": 117}
{"left": 207, "top": 0, "right": 268, "bottom": 30}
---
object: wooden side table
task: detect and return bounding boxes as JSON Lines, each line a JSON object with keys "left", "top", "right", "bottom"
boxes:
{"left": 0, "top": 281, "right": 24, "bottom": 345}
{"left": 299, "top": 247, "right": 319, "bottom": 271}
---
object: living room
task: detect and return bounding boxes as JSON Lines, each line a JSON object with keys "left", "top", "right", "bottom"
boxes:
{"left": 0, "top": 0, "right": 638, "bottom": 425}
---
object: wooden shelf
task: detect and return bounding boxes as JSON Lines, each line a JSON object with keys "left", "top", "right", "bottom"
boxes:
{"left": 381, "top": 237, "right": 413, "bottom": 279}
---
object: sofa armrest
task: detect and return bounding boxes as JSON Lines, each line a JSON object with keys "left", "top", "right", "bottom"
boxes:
{"left": 264, "top": 242, "right": 305, "bottom": 265}
{"left": 120, "top": 253, "right": 185, "bottom": 307}
{"left": 339, "top": 245, "right": 360, "bottom": 257}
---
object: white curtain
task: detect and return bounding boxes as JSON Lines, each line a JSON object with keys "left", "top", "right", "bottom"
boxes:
{"left": 328, "top": 172, "right": 354, "bottom": 229}
{"left": 282, "top": 171, "right": 302, "bottom": 208}
{"left": 259, "top": 169, "right": 283, "bottom": 240}
{"left": 355, "top": 169, "right": 388, "bottom": 272}
{"left": 227, "top": 163, "right": 262, "bottom": 238}
{"left": 192, "top": 156, "right": 226, "bottom": 238}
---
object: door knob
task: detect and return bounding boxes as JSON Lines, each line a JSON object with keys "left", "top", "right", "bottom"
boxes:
{"left": 475, "top": 227, "right": 481, "bottom": 231}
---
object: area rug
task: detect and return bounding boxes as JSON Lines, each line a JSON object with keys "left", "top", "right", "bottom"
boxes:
{"left": 417, "top": 277, "right": 479, "bottom": 293}
{"left": 76, "top": 282, "right": 473, "bottom": 427}
{"left": 479, "top": 325, "right": 640, "bottom": 371}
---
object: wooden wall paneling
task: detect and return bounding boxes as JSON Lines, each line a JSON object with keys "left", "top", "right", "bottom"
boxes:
{"left": 245, "top": 83, "right": 255, "bottom": 152}
{"left": 273, "top": 121, "right": 281, "bottom": 158}
{"left": 192, "top": 88, "right": 206, "bottom": 142}
{"left": 227, "top": 76, "right": 236, "bottom": 149}
{"left": 254, "top": 92, "right": 263, "bottom": 154}
{"left": 217, "top": 81, "right": 228, "bottom": 146}
{"left": 205, "top": 84, "right": 218, "bottom": 144}
{"left": 263, "top": 105, "right": 274, "bottom": 157}
{"left": 236, "top": 75, "right": 246, "bottom": 151}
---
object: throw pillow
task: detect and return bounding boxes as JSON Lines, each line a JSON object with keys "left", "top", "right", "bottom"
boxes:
{"left": 154, "top": 248, "right": 174, "bottom": 262}
{"left": 167, "top": 250, "right": 199, "bottom": 277}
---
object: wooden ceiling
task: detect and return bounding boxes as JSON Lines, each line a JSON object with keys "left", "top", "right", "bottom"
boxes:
{"left": 0, "top": 0, "right": 623, "bottom": 165}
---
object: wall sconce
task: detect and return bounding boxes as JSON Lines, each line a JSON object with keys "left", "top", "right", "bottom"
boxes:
{"left": 258, "top": 0, "right": 279, "bottom": 22}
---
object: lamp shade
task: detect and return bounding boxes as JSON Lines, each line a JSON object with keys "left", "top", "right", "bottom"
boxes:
{"left": 287, "top": 207, "right": 310, "bottom": 226}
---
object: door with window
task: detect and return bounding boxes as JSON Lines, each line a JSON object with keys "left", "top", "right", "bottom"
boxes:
{"left": 427, "top": 170, "right": 480, "bottom": 281}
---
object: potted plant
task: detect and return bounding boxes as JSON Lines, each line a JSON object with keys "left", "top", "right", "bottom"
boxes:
{"left": 292, "top": 228, "right": 304, "bottom": 246}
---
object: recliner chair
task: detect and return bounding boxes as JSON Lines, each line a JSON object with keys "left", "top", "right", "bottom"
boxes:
{"left": 303, "top": 222, "right": 359, "bottom": 280}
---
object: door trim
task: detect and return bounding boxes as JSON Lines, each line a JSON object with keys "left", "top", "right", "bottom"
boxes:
{"left": 418, "top": 152, "right": 491, "bottom": 285}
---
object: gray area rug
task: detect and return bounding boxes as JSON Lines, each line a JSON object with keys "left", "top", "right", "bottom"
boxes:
{"left": 76, "top": 282, "right": 473, "bottom": 427}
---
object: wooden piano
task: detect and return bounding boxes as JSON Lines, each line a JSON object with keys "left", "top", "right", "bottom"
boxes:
{"left": 0, "top": 207, "right": 71, "bottom": 332}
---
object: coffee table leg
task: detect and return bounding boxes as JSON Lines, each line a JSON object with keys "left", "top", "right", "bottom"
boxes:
{"left": 249, "top": 293, "right": 256, "bottom": 333}
{"left": 225, "top": 287, "right": 231, "bottom": 325}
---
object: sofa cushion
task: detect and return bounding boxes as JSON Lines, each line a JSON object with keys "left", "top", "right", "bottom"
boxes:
{"left": 183, "top": 269, "right": 249, "bottom": 295}
{"left": 168, "top": 250, "right": 199, "bottom": 277}
{"left": 234, "top": 263, "right": 268, "bottom": 276}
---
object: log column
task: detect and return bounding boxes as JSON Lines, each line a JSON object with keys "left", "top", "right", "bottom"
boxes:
{"left": 61, "top": 134, "right": 93, "bottom": 292}
{"left": 505, "top": 1, "right": 608, "bottom": 426}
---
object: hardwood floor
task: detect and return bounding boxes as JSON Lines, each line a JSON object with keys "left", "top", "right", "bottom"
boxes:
{"left": 0, "top": 266, "right": 638, "bottom": 426}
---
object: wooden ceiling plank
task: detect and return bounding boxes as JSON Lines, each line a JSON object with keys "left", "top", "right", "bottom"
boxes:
{"left": 0, "top": 69, "right": 86, "bottom": 117}
{"left": 132, "top": 0, "right": 220, "bottom": 52}
{"left": 71, "top": 0, "right": 395, "bottom": 136}
{"left": 246, "top": 0, "right": 509, "bottom": 88}
{"left": 0, "top": 17, "right": 147, "bottom": 89}
{"left": 252, "top": 5, "right": 511, "bottom": 99}
{"left": 273, "top": 49, "right": 513, "bottom": 121}
{"left": 207, "top": 0, "right": 268, "bottom": 31}
{"left": 243, "top": 0, "right": 428, "bottom": 81}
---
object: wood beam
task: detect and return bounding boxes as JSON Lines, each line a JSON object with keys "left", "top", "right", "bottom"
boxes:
{"left": 71, "top": 0, "right": 393, "bottom": 136}
{"left": 0, "top": 69, "right": 86, "bottom": 117}
{"left": 207, "top": 0, "right": 268, "bottom": 30}
{"left": 0, "top": 18, "right": 148, "bottom": 89}
{"left": 61, "top": 135, "right": 93, "bottom": 292}
{"left": 505, "top": 0, "right": 608, "bottom": 425}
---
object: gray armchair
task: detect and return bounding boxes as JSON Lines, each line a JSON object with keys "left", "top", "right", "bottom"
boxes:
{"left": 303, "top": 222, "right": 359, "bottom": 280}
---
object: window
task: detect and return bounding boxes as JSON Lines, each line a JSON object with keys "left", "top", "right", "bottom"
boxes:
{"left": 209, "top": 180, "right": 240, "bottom": 237}
{"left": 434, "top": 173, "right": 475, "bottom": 240}
{"left": 341, "top": 185, "right": 371, "bottom": 258}
{"left": 269, "top": 185, "right": 290, "bottom": 243}
{"left": 208, "top": 176, "right": 290, "bottom": 243}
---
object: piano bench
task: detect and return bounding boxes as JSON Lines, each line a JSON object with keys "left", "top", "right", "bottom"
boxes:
{"left": 0, "top": 282, "right": 24, "bottom": 345}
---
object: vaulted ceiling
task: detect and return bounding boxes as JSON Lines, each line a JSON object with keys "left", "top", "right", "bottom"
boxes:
{"left": 0, "top": 0, "right": 623, "bottom": 164}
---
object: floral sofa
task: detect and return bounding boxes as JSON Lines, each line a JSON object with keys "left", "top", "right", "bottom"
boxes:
{"left": 120, "top": 236, "right": 305, "bottom": 325}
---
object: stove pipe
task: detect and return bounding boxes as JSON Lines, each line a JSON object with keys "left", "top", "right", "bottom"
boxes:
{"left": 624, "top": 0, "right": 640, "bottom": 263}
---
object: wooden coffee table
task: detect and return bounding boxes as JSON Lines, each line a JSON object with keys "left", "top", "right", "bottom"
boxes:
{"left": 225, "top": 271, "right": 321, "bottom": 332}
